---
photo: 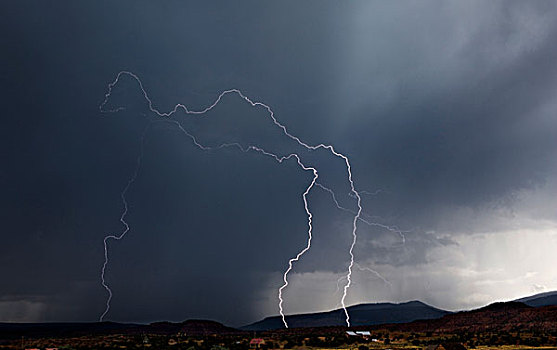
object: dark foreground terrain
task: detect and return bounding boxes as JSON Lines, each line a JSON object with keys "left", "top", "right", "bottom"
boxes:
{"left": 3, "top": 322, "right": 557, "bottom": 350}
{"left": 3, "top": 292, "right": 557, "bottom": 350}
{"left": 3, "top": 303, "right": 557, "bottom": 349}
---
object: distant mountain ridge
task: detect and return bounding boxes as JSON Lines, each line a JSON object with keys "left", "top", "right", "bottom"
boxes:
{"left": 2, "top": 290, "right": 557, "bottom": 338}
{"left": 515, "top": 290, "right": 557, "bottom": 307}
{"left": 371, "top": 302, "right": 557, "bottom": 333}
{"left": 242, "top": 300, "right": 451, "bottom": 331}
{"left": 0, "top": 319, "right": 244, "bottom": 340}
{"left": 242, "top": 290, "right": 557, "bottom": 331}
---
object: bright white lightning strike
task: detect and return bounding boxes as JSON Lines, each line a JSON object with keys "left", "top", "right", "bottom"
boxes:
{"left": 99, "top": 71, "right": 364, "bottom": 327}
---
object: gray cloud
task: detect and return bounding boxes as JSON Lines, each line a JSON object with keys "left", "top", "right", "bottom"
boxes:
{"left": 1, "top": 0, "right": 556, "bottom": 326}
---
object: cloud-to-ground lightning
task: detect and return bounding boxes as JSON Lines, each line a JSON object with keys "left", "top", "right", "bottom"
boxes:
{"left": 99, "top": 124, "right": 149, "bottom": 322}
{"left": 99, "top": 71, "right": 366, "bottom": 327}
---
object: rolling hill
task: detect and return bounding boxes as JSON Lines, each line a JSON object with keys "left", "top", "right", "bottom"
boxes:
{"left": 0, "top": 319, "right": 244, "bottom": 339}
{"left": 3, "top": 290, "right": 557, "bottom": 338}
{"left": 515, "top": 290, "right": 557, "bottom": 307}
{"left": 369, "top": 301, "right": 557, "bottom": 333}
{"left": 242, "top": 300, "right": 451, "bottom": 331}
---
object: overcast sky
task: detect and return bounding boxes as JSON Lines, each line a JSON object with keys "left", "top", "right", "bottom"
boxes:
{"left": 1, "top": 1, "right": 557, "bottom": 327}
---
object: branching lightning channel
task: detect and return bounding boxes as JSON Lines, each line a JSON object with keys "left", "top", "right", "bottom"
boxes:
{"left": 99, "top": 125, "right": 149, "bottom": 322}
{"left": 315, "top": 182, "right": 407, "bottom": 244}
{"left": 99, "top": 71, "right": 363, "bottom": 327}
{"left": 334, "top": 262, "right": 392, "bottom": 296}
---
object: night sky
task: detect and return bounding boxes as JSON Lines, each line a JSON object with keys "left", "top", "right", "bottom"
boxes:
{"left": 1, "top": 1, "right": 557, "bottom": 327}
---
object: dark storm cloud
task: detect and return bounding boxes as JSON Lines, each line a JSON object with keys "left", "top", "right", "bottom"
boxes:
{"left": 1, "top": 0, "right": 556, "bottom": 325}
{"left": 335, "top": 0, "right": 557, "bottom": 231}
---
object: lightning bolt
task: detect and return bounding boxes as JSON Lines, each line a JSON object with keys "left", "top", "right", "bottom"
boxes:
{"left": 349, "top": 189, "right": 385, "bottom": 197}
{"left": 335, "top": 262, "right": 392, "bottom": 295}
{"left": 99, "top": 71, "right": 364, "bottom": 327}
{"left": 346, "top": 188, "right": 407, "bottom": 244}
{"left": 315, "top": 182, "right": 407, "bottom": 244}
{"left": 99, "top": 124, "right": 149, "bottom": 322}
{"left": 354, "top": 262, "right": 392, "bottom": 288}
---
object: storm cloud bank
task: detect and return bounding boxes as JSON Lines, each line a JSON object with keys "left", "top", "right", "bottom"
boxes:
{"left": 1, "top": 1, "right": 556, "bottom": 325}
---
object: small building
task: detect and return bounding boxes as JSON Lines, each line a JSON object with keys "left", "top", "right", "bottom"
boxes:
{"left": 346, "top": 330, "right": 371, "bottom": 339}
{"left": 250, "top": 338, "right": 265, "bottom": 349}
